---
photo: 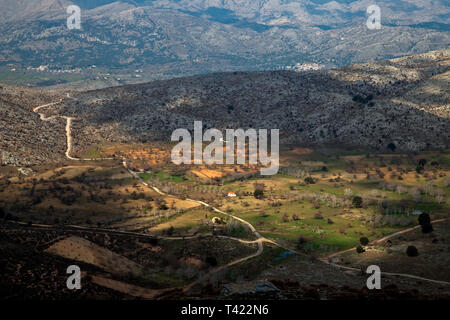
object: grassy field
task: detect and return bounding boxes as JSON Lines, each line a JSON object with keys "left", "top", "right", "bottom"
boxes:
{"left": 1, "top": 146, "right": 448, "bottom": 257}
{"left": 140, "top": 171, "right": 187, "bottom": 183}
{"left": 0, "top": 69, "right": 85, "bottom": 87}
{"left": 140, "top": 147, "right": 450, "bottom": 253}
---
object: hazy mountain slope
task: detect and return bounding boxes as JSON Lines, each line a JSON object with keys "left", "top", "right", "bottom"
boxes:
{"left": 0, "top": 0, "right": 448, "bottom": 82}
{"left": 52, "top": 49, "right": 449, "bottom": 154}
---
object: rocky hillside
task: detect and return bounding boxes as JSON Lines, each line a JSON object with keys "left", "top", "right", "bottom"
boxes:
{"left": 53, "top": 49, "right": 450, "bottom": 153}
{"left": 0, "top": 50, "right": 448, "bottom": 166}
{"left": 0, "top": 86, "right": 66, "bottom": 166}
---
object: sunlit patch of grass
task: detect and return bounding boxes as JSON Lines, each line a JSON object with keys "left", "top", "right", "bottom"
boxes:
{"left": 140, "top": 171, "right": 187, "bottom": 183}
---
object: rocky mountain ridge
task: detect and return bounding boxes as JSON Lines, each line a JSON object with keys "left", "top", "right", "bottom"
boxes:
{"left": 0, "top": 0, "right": 448, "bottom": 83}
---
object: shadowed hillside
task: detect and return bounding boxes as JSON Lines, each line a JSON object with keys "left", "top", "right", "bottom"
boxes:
{"left": 53, "top": 49, "right": 450, "bottom": 155}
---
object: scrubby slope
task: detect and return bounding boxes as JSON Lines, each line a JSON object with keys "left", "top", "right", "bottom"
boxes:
{"left": 57, "top": 49, "right": 450, "bottom": 152}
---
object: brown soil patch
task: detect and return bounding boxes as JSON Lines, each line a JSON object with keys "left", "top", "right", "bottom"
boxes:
{"left": 46, "top": 236, "right": 143, "bottom": 276}
{"left": 191, "top": 168, "right": 226, "bottom": 179}
{"left": 90, "top": 275, "right": 174, "bottom": 299}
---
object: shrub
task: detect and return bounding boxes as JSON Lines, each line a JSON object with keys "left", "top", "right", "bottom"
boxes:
{"left": 253, "top": 182, "right": 265, "bottom": 198}
{"left": 297, "top": 236, "right": 307, "bottom": 249}
{"left": 352, "top": 196, "right": 363, "bottom": 208}
{"left": 387, "top": 143, "right": 396, "bottom": 152}
{"left": 314, "top": 213, "right": 323, "bottom": 219}
{"left": 421, "top": 223, "right": 433, "bottom": 234}
{"left": 304, "top": 177, "right": 316, "bottom": 184}
{"left": 406, "top": 246, "right": 419, "bottom": 257}
{"left": 254, "top": 189, "right": 264, "bottom": 199}
{"left": 418, "top": 159, "right": 427, "bottom": 167}
{"left": 356, "top": 246, "right": 365, "bottom": 254}
{"left": 298, "top": 235, "right": 307, "bottom": 244}
{"left": 418, "top": 213, "right": 431, "bottom": 226}
{"left": 360, "top": 237, "right": 369, "bottom": 246}
{"left": 205, "top": 256, "right": 218, "bottom": 267}
{"left": 418, "top": 213, "right": 433, "bottom": 233}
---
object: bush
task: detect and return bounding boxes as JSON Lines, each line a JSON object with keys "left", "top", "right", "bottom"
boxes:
{"left": 387, "top": 143, "right": 396, "bottom": 152}
{"left": 205, "top": 256, "right": 218, "bottom": 267}
{"left": 297, "top": 236, "right": 307, "bottom": 249}
{"left": 314, "top": 213, "right": 323, "bottom": 219}
{"left": 418, "top": 213, "right": 431, "bottom": 226}
{"left": 356, "top": 246, "right": 365, "bottom": 254}
{"left": 418, "top": 159, "right": 427, "bottom": 167}
{"left": 421, "top": 223, "right": 434, "bottom": 234}
{"left": 352, "top": 94, "right": 373, "bottom": 105}
{"left": 254, "top": 188, "right": 264, "bottom": 199}
{"left": 418, "top": 213, "right": 433, "bottom": 233}
{"left": 304, "top": 177, "right": 316, "bottom": 184}
{"left": 352, "top": 196, "right": 363, "bottom": 208}
{"left": 298, "top": 235, "right": 307, "bottom": 244}
{"left": 360, "top": 237, "right": 369, "bottom": 246}
{"left": 406, "top": 246, "right": 419, "bottom": 257}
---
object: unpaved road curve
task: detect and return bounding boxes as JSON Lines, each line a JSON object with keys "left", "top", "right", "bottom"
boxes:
{"left": 323, "top": 218, "right": 450, "bottom": 261}
{"left": 318, "top": 218, "right": 450, "bottom": 286}
{"left": 34, "top": 95, "right": 113, "bottom": 162}
{"left": 33, "top": 98, "right": 77, "bottom": 161}
{"left": 122, "top": 159, "right": 272, "bottom": 256}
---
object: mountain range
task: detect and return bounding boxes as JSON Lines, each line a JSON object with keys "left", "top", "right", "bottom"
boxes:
{"left": 0, "top": 0, "right": 449, "bottom": 85}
